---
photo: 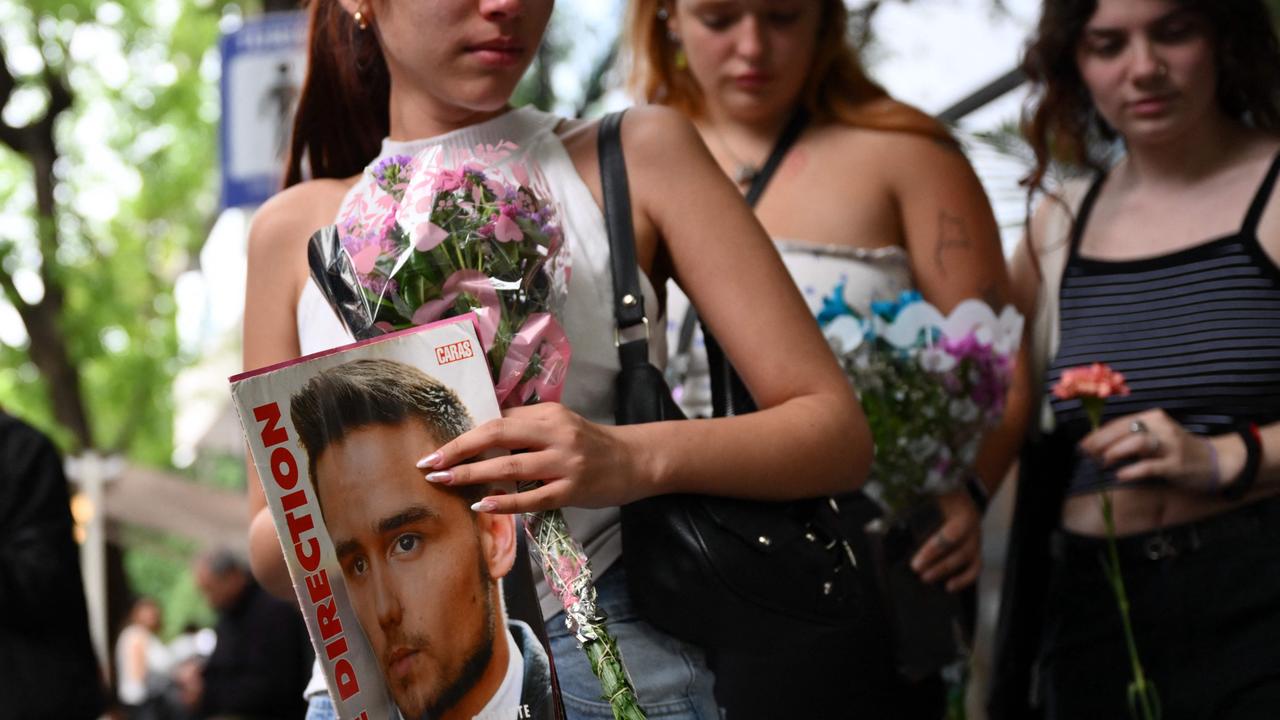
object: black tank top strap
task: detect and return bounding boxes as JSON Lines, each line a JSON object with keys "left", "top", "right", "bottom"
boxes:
{"left": 1241, "top": 148, "right": 1280, "bottom": 235}
{"left": 1068, "top": 170, "right": 1109, "bottom": 256}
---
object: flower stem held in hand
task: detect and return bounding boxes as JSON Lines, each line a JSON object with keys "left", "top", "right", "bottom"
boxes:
{"left": 1079, "top": 393, "right": 1161, "bottom": 720}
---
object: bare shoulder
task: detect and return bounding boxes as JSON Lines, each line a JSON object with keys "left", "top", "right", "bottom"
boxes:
{"left": 619, "top": 104, "right": 701, "bottom": 149}
{"left": 861, "top": 128, "right": 978, "bottom": 186}
{"left": 248, "top": 177, "right": 356, "bottom": 259}
{"left": 555, "top": 105, "right": 707, "bottom": 208}
{"left": 1028, "top": 177, "right": 1092, "bottom": 249}
{"left": 245, "top": 177, "right": 357, "bottom": 324}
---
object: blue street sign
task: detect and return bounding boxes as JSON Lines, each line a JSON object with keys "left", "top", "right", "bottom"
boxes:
{"left": 218, "top": 12, "right": 308, "bottom": 209}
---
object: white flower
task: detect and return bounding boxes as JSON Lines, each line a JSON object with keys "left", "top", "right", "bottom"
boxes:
{"left": 921, "top": 346, "right": 957, "bottom": 373}
{"left": 924, "top": 467, "right": 948, "bottom": 494}
{"left": 824, "top": 315, "right": 866, "bottom": 355}
{"left": 949, "top": 398, "right": 979, "bottom": 423}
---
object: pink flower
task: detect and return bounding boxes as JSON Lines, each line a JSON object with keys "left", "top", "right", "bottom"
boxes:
{"left": 493, "top": 314, "right": 572, "bottom": 407}
{"left": 552, "top": 553, "right": 585, "bottom": 611}
{"left": 351, "top": 244, "right": 381, "bottom": 275}
{"left": 511, "top": 162, "right": 531, "bottom": 188}
{"left": 494, "top": 214, "right": 522, "bottom": 243}
{"left": 414, "top": 221, "right": 449, "bottom": 252}
{"left": 435, "top": 168, "right": 466, "bottom": 193}
{"left": 409, "top": 270, "right": 501, "bottom": 350}
{"left": 1052, "top": 362, "right": 1130, "bottom": 401}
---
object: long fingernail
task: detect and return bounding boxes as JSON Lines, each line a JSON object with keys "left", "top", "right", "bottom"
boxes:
{"left": 470, "top": 499, "right": 497, "bottom": 513}
{"left": 425, "top": 470, "right": 452, "bottom": 484}
{"left": 416, "top": 452, "right": 442, "bottom": 469}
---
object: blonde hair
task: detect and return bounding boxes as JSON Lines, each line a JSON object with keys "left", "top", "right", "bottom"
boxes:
{"left": 623, "top": 0, "right": 953, "bottom": 143}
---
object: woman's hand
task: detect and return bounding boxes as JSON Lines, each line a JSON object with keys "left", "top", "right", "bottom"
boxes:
{"left": 1079, "top": 408, "right": 1244, "bottom": 492}
{"left": 418, "top": 403, "right": 651, "bottom": 514}
{"left": 910, "top": 489, "right": 982, "bottom": 592}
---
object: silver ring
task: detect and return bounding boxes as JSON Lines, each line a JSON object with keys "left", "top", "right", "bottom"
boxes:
{"left": 935, "top": 532, "right": 956, "bottom": 551}
{"left": 1130, "top": 419, "right": 1148, "bottom": 434}
{"left": 1148, "top": 434, "right": 1163, "bottom": 453}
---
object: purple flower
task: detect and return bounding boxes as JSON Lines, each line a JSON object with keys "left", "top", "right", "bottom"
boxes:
{"left": 372, "top": 155, "right": 413, "bottom": 196}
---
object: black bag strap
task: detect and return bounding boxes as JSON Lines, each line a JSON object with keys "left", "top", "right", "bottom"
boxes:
{"left": 703, "top": 106, "right": 810, "bottom": 416}
{"left": 598, "top": 110, "right": 653, "bottom": 371}
{"left": 744, "top": 106, "right": 810, "bottom": 208}
{"left": 674, "top": 108, "right": 810, "bottom": 357}
{"left": 599, "top": 107, "right": 810, "bottom": 384}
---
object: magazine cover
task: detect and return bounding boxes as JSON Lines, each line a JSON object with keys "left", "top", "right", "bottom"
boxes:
{"left": 231, "top": 316, "right": 561, "bottom": 720}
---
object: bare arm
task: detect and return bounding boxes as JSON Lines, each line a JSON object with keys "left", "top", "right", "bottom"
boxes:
{"left": 428, "top": 107, "right": 869, "bottom": 510}
{"left": 882, "top": 135, "right": 1025, "bottom": 589}
{"left": 892, "top": 136, "right": 1030, "bottom": 491}
{"left": 241, "top": 182, "right": 347, "bottom": 600}
{"left": 630, "top": 107, "right": 871, "bottom": 499}
{"left": 124, "top": 630, "right": 148, "bottom": 685}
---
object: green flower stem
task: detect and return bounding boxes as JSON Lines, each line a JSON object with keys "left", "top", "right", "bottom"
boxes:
{"left": 1086, "top": 395, "right": 1161, "bottom": 720}
{"left": 582, "top": 622, "right": 647, "bottom": 720}
{"left": 523, "top": 505, "right": 647, "bottom": 720}
{"left": 1098, "top": 493, "right": 1160, "bottom": 720}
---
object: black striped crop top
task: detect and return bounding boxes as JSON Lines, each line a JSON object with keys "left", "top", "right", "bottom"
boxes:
{"left": 1047, "top": 152, "right": 1280, "bottom": 496}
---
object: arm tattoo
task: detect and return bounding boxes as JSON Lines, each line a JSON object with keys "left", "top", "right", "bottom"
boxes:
{"left": 934, "top": 211, "right": 972, "bottom": 277}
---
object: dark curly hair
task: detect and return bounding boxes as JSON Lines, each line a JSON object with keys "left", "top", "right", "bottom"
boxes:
{"left": 1021, "top": 0, "right": 1280, "bottom": 194}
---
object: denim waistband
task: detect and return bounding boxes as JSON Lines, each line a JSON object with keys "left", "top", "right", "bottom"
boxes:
{"left": 1051, "top": 493, "right": 1280, "bottom": 563}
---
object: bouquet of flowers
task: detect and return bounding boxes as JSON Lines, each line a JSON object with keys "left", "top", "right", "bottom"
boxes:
{"left": 818, "top": 287, "right": 1022, "bottom": 680}
{"left": 818, "top": 288, "right": 1023, "bottom": 520}
{"left": 307, "top": 142, "right": 645, "bottom": 720}
{"left": 326, "top": 145, "right": 570, "bottom": 406}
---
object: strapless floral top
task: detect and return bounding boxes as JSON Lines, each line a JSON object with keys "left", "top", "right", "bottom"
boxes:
{"left": 666, "top": 240, "right": 914, "bottom": 417}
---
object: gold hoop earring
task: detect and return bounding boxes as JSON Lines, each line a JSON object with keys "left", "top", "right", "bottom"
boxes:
{"left": 354, "top": 8, "right": 369, "bottom": 30}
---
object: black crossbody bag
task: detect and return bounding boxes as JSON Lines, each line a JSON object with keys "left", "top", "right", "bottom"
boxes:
{"left": 600, "top": 110, "right": 867, "bottom": 650}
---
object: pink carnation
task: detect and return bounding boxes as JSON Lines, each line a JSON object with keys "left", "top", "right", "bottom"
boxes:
{"left": 1052, "top": 362, "right": 1130, "bottom": 400}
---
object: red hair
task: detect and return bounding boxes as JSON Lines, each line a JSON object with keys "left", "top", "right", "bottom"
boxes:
{"left": 622, "top": 0, "right": 953, "bottom": 143}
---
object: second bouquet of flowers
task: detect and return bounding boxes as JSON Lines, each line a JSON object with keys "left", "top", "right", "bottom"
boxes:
{"left": 818, "top": 287, "right": 1023, "bottom": 680}
{"left": 307, "top": 140, "right": 646, "bottom": 719}
{"left": 819, "top": 289, "right": 1023, "bottom": 520}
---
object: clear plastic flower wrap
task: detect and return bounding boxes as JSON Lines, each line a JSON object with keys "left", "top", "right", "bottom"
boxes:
{"left": 307, "top": 141, "right": 646, "bottom": 719}
{"left": 315, "top": 142, "right": 571, "bottom": 407}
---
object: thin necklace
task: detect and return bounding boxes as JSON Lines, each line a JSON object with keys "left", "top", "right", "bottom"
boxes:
{"left": 706, "top": 124, "right": 763, "bottom": 186}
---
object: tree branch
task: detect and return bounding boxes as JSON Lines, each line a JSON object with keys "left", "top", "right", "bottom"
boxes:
{"left": 0, "top": 19, "right": 93, "bottom": 450}
{"left": 0, "top": 38, "right": 30, "bottom": 153}
{"left": 0, "top": 253, "right": 28, "bottom": 314}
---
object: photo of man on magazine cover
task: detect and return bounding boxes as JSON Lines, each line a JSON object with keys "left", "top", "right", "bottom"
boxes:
{"left": 290, "top": 358, "right": 553, "bottom": 720}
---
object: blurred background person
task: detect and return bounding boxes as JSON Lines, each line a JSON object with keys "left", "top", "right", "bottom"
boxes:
{"left": 994, "top": 0, "right": 1280, "bottom": 717}
{"left": 0, "top": 409, "right": 107, "bottom": 719}
{"left": 624, "top": 0, "right": 1026, "bottom": 717}
{"left": 116, "top": 596, "right": 176, "bottom": 720}
{"left": 175, "top": 548, "right": 312, "bottom": 720}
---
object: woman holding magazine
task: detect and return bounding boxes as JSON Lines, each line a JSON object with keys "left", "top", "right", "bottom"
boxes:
{"left": 623, "top": 0, "right": 1026, "bottom": 715}
{"left": 992, "top": 0, "right": 1280, "bottom": 717}
{"left": 241, "top": 1, "right": 871, "bottom": 718}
